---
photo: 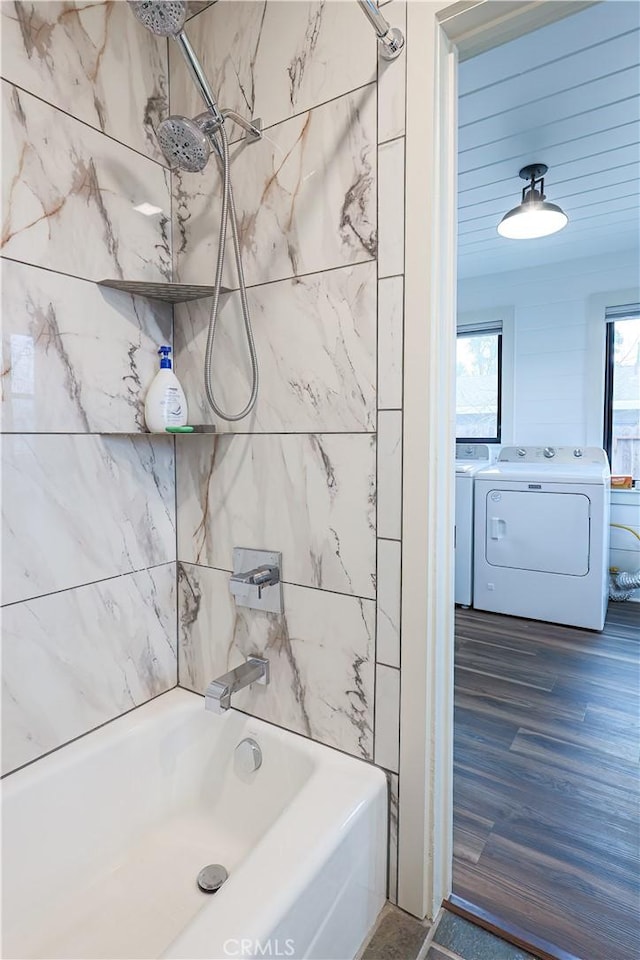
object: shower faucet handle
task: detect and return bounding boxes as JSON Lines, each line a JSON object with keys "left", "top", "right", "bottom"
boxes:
{"left": 230, "top": 564, "right": 279, "bottom": 599}
{"left": 229, "top": 549, "right": 283, "bottom": 614}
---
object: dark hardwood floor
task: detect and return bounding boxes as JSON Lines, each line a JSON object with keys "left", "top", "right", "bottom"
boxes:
{"left": 453, "top": 603, "right": 640, "bottom": 960}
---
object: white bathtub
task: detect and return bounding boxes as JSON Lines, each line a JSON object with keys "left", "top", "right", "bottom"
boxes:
{"left": 2, "top": 689, "right": 387, "bottom": 960}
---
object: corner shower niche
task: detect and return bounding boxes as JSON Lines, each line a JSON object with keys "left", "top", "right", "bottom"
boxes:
{"left": 96, "top": 279, "right": 220, "bottom": 435}
{"left": 97, "top": 279, "right": 230, "bottom": 303}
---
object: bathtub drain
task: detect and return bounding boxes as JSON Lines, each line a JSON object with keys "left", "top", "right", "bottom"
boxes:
{"left": 197, "top": 863, "right": 228, "bottom": 894}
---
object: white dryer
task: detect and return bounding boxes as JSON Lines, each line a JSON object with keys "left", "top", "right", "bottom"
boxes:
{"left": 473, "top": 446, "right": 610, "bottom": 630}
{"left": 455, "top": 443, "right": 499, "bottom": 606}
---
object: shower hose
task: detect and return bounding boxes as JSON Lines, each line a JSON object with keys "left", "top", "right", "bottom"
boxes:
{"left": 204, "top": 121, "right": 259, "bottom": 421}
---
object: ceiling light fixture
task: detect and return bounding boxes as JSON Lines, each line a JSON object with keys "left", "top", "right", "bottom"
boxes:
{"left": 497, "top": 163, "right": 568, "bottom": 239}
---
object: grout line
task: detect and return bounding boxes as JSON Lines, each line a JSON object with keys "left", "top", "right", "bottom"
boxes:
{"left": 1, "top": 77, "right": 169, "bottom": 171}
{"left": 373, "top": 15, "right": 381, "bottom": 787}
{"left": 379, "top": 132, "right": 407, "bottom": 148}
{"left": 0, "top": 561, "right": 175, "bottom": 610}
{"left": 168, "top": 20, "right": 179, "bottom": 691}
{"left": 0, "top": 686, "right": 178, "bottom": 780}
{"left": 258, "top": 79, "right": 378, "bottom": 137}
{"left": 178, "top": 560, "right": 376, "bottom": 605}
{"left": 184, "top": 1, "right": 216, "bottom": 22}
{"left": 1, "top": 256, "right": 375, "bottom": 301}
{"left": 226, "top": 256, "right": 377, "bottom": 294}
{"left": 0, "top": 255, "right": 173, "bottom": 296}
{"left": 395, "top": 0, "right": 408, "bottom": 905}
{"left": 178, "top": 681, "right": 380, "bottom": 769}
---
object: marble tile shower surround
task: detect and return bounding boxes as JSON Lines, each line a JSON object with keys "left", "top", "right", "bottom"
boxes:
{"left": 1, "top": 80, "right": 172, "bottom": 283}
{"left": 166, "top": 0, "right": 408, "bottom": 865}
{"left": 1, "top": 1, "right": 178, "bottom": 777}
{"left": 377, "top": 410, "right": 403, "bottom": 541}
{"left": 378, "top": 275, "right": 404, "bottom": 411}
{"left": 172, "top": 83, "right": 377, "bottom": 286}
{"left": 169, "top": 0, "right": 376, "bottom": 138}
{"left": 1, "top": 0, "right": 169, "bottom": 164}
{"left": 388, "top": 772, "right": 399, "bottom": 902}
{"left": 1, "top": 259, "right": 173, "bottom": 434}
{"left": 176, "top": 432, "right": 376, "bottom": 599}
{"left": 376, "top": 538, "right": 401, "bottom": 668}
{"left": 378, "top": 135, "right": 405, "bottom": 279}
{"left": 3, "top": 434, "right": 176, "bottom": 606}
{"left": 2, "top": 564, "right": 177, "bottom": 775}
{"left": 374, "top": 663, "right": 400, "bottom": 773}
{"left": 178, "top": 562, "right": 375, "bottom": 760}
{"left": 173, "top": 261, "right": 376, "bottom": 433}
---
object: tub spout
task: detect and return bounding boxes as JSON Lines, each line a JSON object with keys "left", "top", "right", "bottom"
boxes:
{"left": 205, "top": 657, "right": 270, "bottom": 714}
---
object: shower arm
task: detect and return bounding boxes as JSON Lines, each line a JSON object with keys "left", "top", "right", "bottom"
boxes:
{"left": 357, "top": 0, "right": 405, "bottom": 60}
{"left": 221, "top": 109, "right": 262, "bottom": 143}
{"left": 173, "top": 31, "right": 262, "bottom": 141}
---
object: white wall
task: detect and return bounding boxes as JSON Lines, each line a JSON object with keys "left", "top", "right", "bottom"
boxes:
{"left": 458, "top": 249, "right": 639, "bottom": 447}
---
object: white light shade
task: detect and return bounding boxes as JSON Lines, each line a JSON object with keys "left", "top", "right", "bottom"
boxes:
{"left": 497, "top": 200, "right": 568, "bottom": 239}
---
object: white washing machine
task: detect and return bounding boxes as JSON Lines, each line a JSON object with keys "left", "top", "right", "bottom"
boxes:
{"left": 473, "top": 446, "right": 610, "bottom": 630}
{"left": 455, "top": 443, "right": 499, "bottom": 606}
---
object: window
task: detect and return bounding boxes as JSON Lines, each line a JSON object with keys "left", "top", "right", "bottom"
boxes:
{"left": 604, "top": 306, "right": 640, "bottom": 480}
{"left": 456, "top": 328, "right": 502, "bottom": 442}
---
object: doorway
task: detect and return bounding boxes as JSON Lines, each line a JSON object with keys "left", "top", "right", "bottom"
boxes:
{"left": 397, "top": 4, "right": 639, "bottom": 960}
{"left": 452, "top": 4, "right": 639, "bottom": 958}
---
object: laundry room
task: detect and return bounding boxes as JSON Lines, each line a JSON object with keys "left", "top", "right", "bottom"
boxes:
{"left": 452, "top": 3, "right": 640, "bottom": 960}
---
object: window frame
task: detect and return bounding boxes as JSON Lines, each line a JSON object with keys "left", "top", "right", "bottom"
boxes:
{"left": 455, "top": 328, "right": 503, "bottom": 444}
{"left": 603, "top": 321, "right": 615, "bottom": 467}
{"left": 604, "top": 312, "right": 640, "bottom": 480}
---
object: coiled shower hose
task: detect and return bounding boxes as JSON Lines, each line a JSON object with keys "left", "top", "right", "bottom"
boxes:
{"left": 204, "top": 121, "right": 259, "bottom": 421}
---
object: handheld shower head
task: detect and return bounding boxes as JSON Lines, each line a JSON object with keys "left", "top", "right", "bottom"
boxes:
{"left": 156, "top": 114, "right": 213, "bottom": 172}
{"left": 128, "top": 1, "right": 186, "bottom": 37}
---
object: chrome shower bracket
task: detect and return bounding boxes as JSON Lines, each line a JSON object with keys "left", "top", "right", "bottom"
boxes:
{"left": 222, "top": 110, "right": 263, "bottom": 144}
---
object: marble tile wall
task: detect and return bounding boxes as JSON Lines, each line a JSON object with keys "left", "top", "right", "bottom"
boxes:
{"left": 1, "top": 1, "right": 169, "bottom": 163}
{"left": 173, "top": 0, "right": 407, "bottom": 903}
{"left": 374, "top": 0, "right": 406, "bottom": 901}
{"left": 178, "top": 563, "right": 375, "bottom": 759}
{"left": 172, "top": 83, "right": 377, "bottom": 287}
{"left": 2, "top": 565, "right": 177, "bottom": 775}
{"left": 173, "top": 261, "right": 377, "bottom": 433}
{"left": 1, "top": 1, "right": 177, "bottom": 776}
{"left": 176, "top": 433, "right": 376, "bottom": 597}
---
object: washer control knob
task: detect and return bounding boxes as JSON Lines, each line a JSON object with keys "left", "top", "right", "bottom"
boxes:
{"left": 573, "top": 448, "right": 583, "bottom": 458}
{"left": 543, "top": 447, "right": 556, "bottom": 458}
{"left": 517, "top": 448, "right": 526, "bottom": 457}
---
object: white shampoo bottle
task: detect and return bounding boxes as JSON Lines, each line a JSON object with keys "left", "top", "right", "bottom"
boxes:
{"left": 144, "top": 345, "right": 188, "bottom": 433}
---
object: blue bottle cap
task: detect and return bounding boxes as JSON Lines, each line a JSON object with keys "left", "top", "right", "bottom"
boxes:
{"left": 158, "top": 345, "right": 172, "bottom": 369}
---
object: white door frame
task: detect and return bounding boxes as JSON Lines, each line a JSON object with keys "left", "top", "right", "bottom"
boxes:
{"left": 398, "top": 0, "right": 598, "bottom": 920}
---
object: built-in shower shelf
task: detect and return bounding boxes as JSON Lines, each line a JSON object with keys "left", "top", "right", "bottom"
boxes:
{"left": 98, "top": 279, "right": 230, "bottom": 303}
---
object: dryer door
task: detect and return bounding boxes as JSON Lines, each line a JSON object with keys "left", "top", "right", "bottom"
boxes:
{"left": 485, "top": 489, "right": 590, "bottom": 576}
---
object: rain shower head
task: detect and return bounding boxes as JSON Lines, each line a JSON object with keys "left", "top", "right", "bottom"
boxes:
{"left": 156, "top": 114, "right": 213, "bottom": 172}
{"left": 128, "top": 1, "right": 186, "bottom": 37}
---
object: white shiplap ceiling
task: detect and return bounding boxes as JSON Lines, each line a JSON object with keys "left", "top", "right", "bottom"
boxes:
{"left": 457, "top": 1, "right": 640, "bottom": 279}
